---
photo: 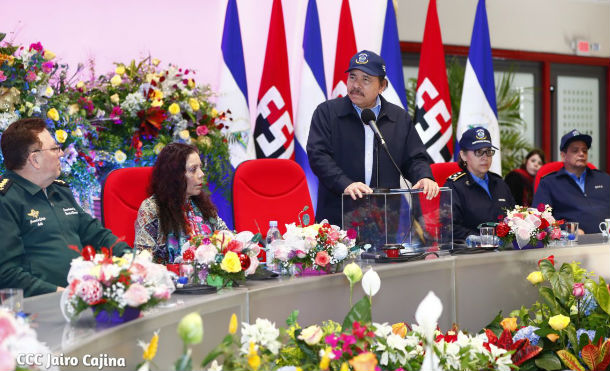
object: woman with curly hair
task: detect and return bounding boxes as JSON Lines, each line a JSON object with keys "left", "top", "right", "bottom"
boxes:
{"left": 134, "top": 142, "right": 227, "bottom": 264}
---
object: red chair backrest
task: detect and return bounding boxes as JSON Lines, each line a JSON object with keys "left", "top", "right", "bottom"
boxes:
{"left": 101, "top": 167, "right": 153, "bottom": 247}
{"left": 534, "top": 161, "right": 596, "bottom": 192}
{"left": 419, "top": 162, "right": 461, "bottom": 237}
{"left": 232, "top": 159, "right": 314, "bottom": 236}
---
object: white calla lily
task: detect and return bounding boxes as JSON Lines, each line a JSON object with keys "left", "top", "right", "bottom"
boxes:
{"left": 361, "top": 268, "right": 380, "bottom": 297}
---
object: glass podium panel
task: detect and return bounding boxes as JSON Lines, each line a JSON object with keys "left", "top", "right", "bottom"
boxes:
{"left": 341, "top": 187, "right": 453, "bottom": 251}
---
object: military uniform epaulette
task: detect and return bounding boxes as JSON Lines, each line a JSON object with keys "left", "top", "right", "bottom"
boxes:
{"left": 447, "top": 171, "right": 466, "bottom": 182}
{"left": 0, "top": 177, "right": 13, "bottom": 195}
{"left": 53, "top": 179, "right": 70, "bottom": 187}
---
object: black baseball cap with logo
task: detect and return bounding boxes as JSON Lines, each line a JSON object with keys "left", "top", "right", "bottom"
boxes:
{"left": 459, "top": 127, "right": 498, "bottom": 151}
{"left": 560, "top": 129, "right": 592, "bottom": 152}
{"left": 345, "top": 50, "right": 386, "bottom": 77}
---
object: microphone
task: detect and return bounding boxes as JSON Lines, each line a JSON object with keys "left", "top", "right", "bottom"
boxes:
{"left": 361, "top": 109, "right": 386, "bottom": 147}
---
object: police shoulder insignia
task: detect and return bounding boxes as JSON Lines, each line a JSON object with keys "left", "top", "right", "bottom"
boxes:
{"left": 0, "top": 177, "right": 13, "bottom": 195}
{"left": 53, "top": 179, "right": 69, "bottom": 187}
{"left": 447, "top": 171, "right": 465, "bottom": 182}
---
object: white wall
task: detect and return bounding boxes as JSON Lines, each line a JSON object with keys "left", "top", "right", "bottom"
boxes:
{"left": 398, "top": 0, "right": 610, "bottom": 57}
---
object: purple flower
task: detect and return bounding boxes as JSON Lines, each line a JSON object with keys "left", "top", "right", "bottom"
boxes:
{"left": 42, "top": 61, "right": 54, "bottom": 74}
{"left": 324, "top": 334, "right": 338, "bottom": 347}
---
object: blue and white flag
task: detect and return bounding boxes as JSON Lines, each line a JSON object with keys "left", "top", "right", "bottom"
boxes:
{"left": 217, "top": 0, "right": 253, "bottom": 168}
{"left": 456, "top": 0, "right": 501, "bottom": 174}
{"left": 380, "top": 0, "right": 408, "bottom": 110}
{"left": 295, "top": 0, "right": 326, "bottom": 210}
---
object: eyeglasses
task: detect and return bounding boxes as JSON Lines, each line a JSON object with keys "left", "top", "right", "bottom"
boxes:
{"left": 473, "top": 148, "right": 496, "bottom": 157}
{"left": 31, "top": 145, "right": 62, "bottom": 154}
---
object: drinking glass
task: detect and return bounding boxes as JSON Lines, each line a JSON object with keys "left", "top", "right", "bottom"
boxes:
{"left": 479, "top": 226, "right": 495, "bottom": 248}
{"left": 565, "top": 222, "right": 579, "bottom": 245}
{"left": 0, "top": 288, "right": 24, "bottom": 313}
{"left": 599, "top": 218, "right": 610, "bottom": 238}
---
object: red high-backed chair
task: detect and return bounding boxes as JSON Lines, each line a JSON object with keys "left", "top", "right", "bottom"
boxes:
{"left": 232, "top": 159, "right": 314, "bottom": 236}
{"left": 101, "top": 167, "right": 153, "bottom": 247}
{"left": 534, "top": 161, "right": 596, "bottom": 192}
{"left": 419, "top": 162, "right": 461, "bottom": 237}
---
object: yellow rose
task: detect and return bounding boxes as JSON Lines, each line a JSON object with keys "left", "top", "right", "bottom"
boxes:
{"left": 526, "top": 271, "right": 544, "bottom": 285}
{"left": 211, "top": 108, "right": 218, "bottom": 118}
{"left": 110, "top": 74, "right": 122, "bottom": 87}
{"left": 114, "top": 150, "right": 127, "bottom": 164}
{"left": 54, "top": 130, "right": 67, "bottom": 144}
{"left": 153, "top": 143, "right": 165, "bottom": 155}
{"left": 68, "top": 104, "right": 80, "bottom": 116}
{"left": 391, "top": 322, "right": 408, "bottom": 338}
{"left": 110, "top": 94, "right": 120, "bottom": 104}
{"left": 349, "top": 352, "right": 378, "bottom": 371}
{"left": 46, "top": 108, "right": 59, "bottom": 121}
{"left": 152, "top": 58, "right": 160, "bottom": 66}
{"left": 548, "top": 314, "right": 570, "bottom": 331}
{"left": 500, "top": 317, "right": 518, "bottom": 332}
{"left": 43, "top": 50, "right": 55, "bottom": 61}
{"left": 547, "top": 333, "right": 560, "bottom": 342}
{"left": 150, "top": 99, "right": 163, "bottom": 107}
{"left": 168, "top": 103, "right": 180, "bottom": 115}
{"left": 75, "top": 81, "right": 85, "bottom": 90}
{"left": 43, "top": 86, "right": 54, "bottom": 98}
{"left": 188, "top": 98, "right": 200, "bottom": 111}
{"left": 220, "top": 251, "right": 241, "bottom": 273}
{"left": 187, "top": 79, "right": 195, "bottom": 89}
{"left": 228, "top": 313, "right": 238, "bottom": 334}
{"left": 298, "top": 325, "right": 323, "bottom": 345}
{"left": 72, "top": 128, "right": 83, "bottom": 137}
{"left": 178, "top": 130, "right": 190, "bottom": 141}
{"left": 115, "top": 65, "right": 126, "bottom": 75}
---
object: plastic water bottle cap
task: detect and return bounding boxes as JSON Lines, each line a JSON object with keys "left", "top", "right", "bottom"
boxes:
{"left": 269, "top": 220, "right": 278, "bottom": 227}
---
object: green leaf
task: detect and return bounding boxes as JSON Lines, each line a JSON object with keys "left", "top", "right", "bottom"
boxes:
{"left": 206, "top": 274, "right": 224, "bottom": 288}
{"left": 540, "top": 287, "right": 559, "bottom": 313}
{"left": 0, "top": 33, "right": 5, "bottom": 42}
{"left": 286, "top": 310, "right": 299, "bottom": 327}
{"left": 250, "top": 233, "right": 262, "bottom": 244}
{"left": 557, "top": 349, "right": 586, "bottom": 371}
{"left": 549, "top": 272, "right": 572, "bottom": 307}
{"left": 342, "top": 296, "right": 371, "bottom": 330}
{"left": 540, "top": 260, "right": 557, "bottom": 278}
{"left": 586, "top": 277, "right": 610, "bottom": 315}
{"left": 567, "top": 325, "right": 579, "bottom": 354}
{"left": 534, "top": 352, "right": 563, "bottom": 370}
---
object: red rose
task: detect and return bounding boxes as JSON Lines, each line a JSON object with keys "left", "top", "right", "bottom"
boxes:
{"left": 238, "top": 253, "right": 251, "bottom": 270}
{"left": 538, "top": 255, "right": 555, "bottom": 267}
{"left": 540, "top": 218, "right": 550, "bottom": 230}
{"left": 496, "top": 222, "right": 510, "bottom": 237}
{"left": 183, "top": 249, "right": 195, "bottom": 262}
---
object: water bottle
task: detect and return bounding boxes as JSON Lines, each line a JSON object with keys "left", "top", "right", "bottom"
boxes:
{"left": 265, "top": 221, "right": 282, "bottom": 271}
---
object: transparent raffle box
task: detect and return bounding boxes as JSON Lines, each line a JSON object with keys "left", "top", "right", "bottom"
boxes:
{"left": 341, "top": 187, "right": 453, "bottom": 251}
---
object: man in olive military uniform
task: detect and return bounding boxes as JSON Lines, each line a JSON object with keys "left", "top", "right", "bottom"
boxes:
{"left": 444, "top": 127, "right": 515, "bottom": 241}
{"left": 0, "top": 118, "right": 130, "bottom": 297}
{"left": 533, "top": 129, "right": 610, "bottom": 234}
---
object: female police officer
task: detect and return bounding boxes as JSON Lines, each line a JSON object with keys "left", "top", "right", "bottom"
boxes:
{"left": 445, "top": 127, "right": 515, "bottom": 241}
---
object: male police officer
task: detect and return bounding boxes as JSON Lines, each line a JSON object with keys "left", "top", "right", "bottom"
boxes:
{"left": 0, "top": 118, "right": 130, "bottom": 296}
{"left": 533, "top": 129, "right": 610, "bottom": 234}
{"left": 307, "top": 50, "right": 438, "bottom": 226}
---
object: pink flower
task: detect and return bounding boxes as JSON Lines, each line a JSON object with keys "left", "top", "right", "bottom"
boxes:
{"left": 295, "top": 249, "right": 307, "bottom": 258}
{"left": 245, "top": 256, "right": 259, "bottom": 275}
{"left": 536, "top": 231, "right": 547, "bottom": 240}
{"left": 0, "top": 349, "right": 15, "bottom": 371}
{"left": 327, "top": 228, "right": 340, "bottom": 244}
{"left": 76, "top": 279, "right": 103, "bottom": 305}
{"left": 25, "top": 71, "right": 37, "bottom": 82}
{"left": 315, "top": 251, "right": 330, "bottom": 267}
{"left": 153, "top": 285, "right": 171, "bottom": 300}
{"left": 196, "top": 125, "right": 209, "bottom": 136}
{"left": 29, "top": 42, "right": 43, "bottom": 52}
{"left": 550, "top": 227, "right": 562, "bottom": 240}
{"left": 0, "top": 71, "right": 6, "bottom": 83}
{"left": 124, "top": 283, "right": 151, "bottom": 307}
{"left": 325, "top": 334, "right": 339, "bottom": 347}
{"left": 347, "top": 228, "right": 357, "bottom": 240}
{"left": 573, "top": 283, "right": 585, "bottom": 299}
{"left": 42, "top": 61, "right": 54, "bottom": 74}
{"left": 0, "top": 313, "right": 17, "bottom": 343}
{"left": 201, "top": 224, "right": 211, "bottom": 234}
{"left": 537, "top": 203, "right": 546, "bottom": 212}
{"left": 195, "top": 243, "right": 216, "bottom": 264}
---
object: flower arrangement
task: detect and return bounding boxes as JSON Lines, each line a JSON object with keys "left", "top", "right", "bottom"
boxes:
{"left": 176, "top": 230, "right": 261, "bottom": 289}
{"left": 63, "top": 56, "right": 236, "bottom": 197}
{"left": 487, "top": 257, "right": 610, "bottom": 370}
{"left": 140, "top": 265, "right": 516, "bottom": 371}
{"left": 496, "top": 204, "right": 563, "bottom": 249}
{"left": 0, "top": 34, "right": 98, "bottom": 196}
{"left": 63, "top": 245, "right": 174, "bottom": 324}
{"left": 268, "top": 220, "right": 360, "bottom": 275}
{"left": 0, "top": 308, "right": 58, "bottom": 371}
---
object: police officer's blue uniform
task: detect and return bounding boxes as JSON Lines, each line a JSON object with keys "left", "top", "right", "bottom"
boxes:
{"left": 533, "top": 167, "right": 610, "bottom": 234}
{"left": 445, "top": 171, "right": 515, "bottom": 240}
{"left": 0, "top": 170, "right": 130, "bottom": 297}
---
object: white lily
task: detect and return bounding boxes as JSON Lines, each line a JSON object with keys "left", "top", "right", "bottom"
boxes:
{"left": 361, "top": 268, "right": 381, "bottom": 297}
